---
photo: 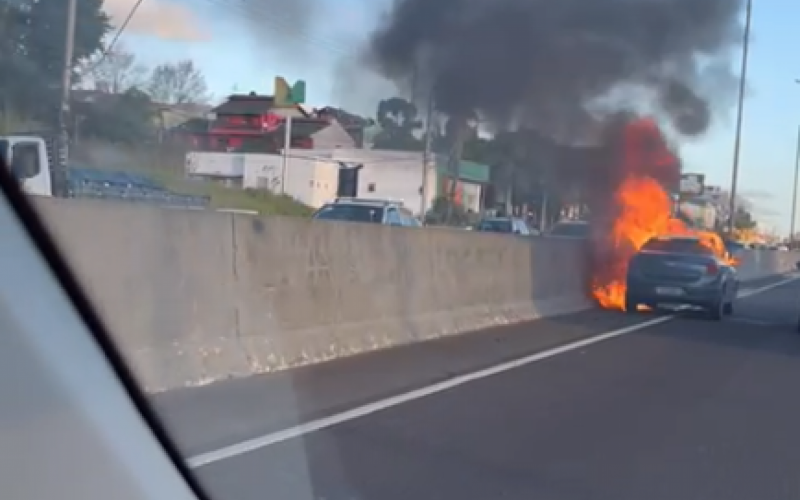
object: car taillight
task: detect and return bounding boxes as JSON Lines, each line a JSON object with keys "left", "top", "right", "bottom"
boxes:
{"left": 706, "top": 262, "right": 719, "bottom": 275}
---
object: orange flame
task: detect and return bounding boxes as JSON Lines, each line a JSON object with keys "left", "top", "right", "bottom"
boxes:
{"left": 590, "top": 119, "right": 734, "bottom": 311}
{"left": 592, "top": 176, "right": 675, "bottom": 309}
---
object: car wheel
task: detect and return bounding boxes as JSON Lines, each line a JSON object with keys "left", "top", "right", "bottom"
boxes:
{"left": 707, "top": 298, "right": 724, "bottom": 321}
{"left": 624, "top": 294, "right": 639, "bottom": 313}
{"left": 722, "top": 301, "right": 734, "bottom": 315}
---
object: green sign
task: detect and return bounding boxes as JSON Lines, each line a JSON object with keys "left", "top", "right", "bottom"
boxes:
{"left": 274, "top": 77, "right": 306, "bottom": 105}
{"left": 435, "top": 156, "right": 491, "bottom": 184}
{"left": 289, "top": 80, "right": 306, "bottom": 104}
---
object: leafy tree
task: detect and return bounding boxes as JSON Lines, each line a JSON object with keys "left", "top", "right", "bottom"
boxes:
{"left": 424, "top": 196, "right": 471, "bottom": 227}
{"left": 147, "top": 59, "right": 210, "bottom": 104}
{"left": 462, "top": 129, "right": 552, "bottom": 198}
{"left": 0, "top": 0, "right": 110, "bottom": 122}
{"left": 78, "top": 42, "right": 148, "bottom": 93}
{"left": 80, "top": 88, "right": 155, "bottom": 143}
{"left": 732, "top": 206, "right": 757, "bottom": 230}
{"left": 372, "top": 97, "right": 423, "bottom": 151}
{"left": 710, "top": 190, "right": 758, "bottom": 233}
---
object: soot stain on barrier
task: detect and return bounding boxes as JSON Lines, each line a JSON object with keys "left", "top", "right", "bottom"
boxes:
{"left": 251, "top": 218, "right": 265, "bottom": 234}
{"left": 306, "top": 231, "right": 332, "bottom": 287}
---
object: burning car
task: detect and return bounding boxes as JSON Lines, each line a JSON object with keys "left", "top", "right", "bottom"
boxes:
{"left": 586, "top": 116, "right": 737, "bottom": 313}
{"left": 624, "top": 235, "right": 739, "bottom": 320}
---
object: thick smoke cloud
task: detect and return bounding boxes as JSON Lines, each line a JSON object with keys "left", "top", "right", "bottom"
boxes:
{"left": 368, "top": 0, "right": 745, "bottom": 137}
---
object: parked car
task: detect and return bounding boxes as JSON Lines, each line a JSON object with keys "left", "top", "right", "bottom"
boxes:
{"left": 312, "top": 198, "right": 421, "bottom": 227}
{"left": 625, "top": 235, "right": 739, "bottom": 320}
{"left": 547, "top": 220, "right": 590, "bottom": 238}
{"left": 475, "top": 217, "right": 539, "bottom": 236}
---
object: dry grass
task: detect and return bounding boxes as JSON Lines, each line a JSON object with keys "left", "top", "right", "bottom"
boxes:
{"left": 71, "top": 139, "right": 314, "bottom": 216}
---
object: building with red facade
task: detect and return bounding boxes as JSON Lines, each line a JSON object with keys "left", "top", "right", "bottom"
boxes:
{"left": 171, "top": 92, "right": 369, "bottom": 153}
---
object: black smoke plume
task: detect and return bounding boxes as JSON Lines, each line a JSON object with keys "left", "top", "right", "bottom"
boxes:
{"left": 368, "top": 0, "right": 745, "bottom": 138}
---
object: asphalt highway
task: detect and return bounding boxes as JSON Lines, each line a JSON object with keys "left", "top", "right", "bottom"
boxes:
{"left": 152, "top": 274, "right": 800, "bottom": 500}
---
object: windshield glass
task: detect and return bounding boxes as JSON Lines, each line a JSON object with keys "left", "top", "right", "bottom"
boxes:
{"left": 314, "top": 204, "right": 384, "bottom": 223}
{"left": 642, "top": 237, "right": 714, "bottom": 255}
{"left": 477, "top": 219, "right": 513, "bottom": 233}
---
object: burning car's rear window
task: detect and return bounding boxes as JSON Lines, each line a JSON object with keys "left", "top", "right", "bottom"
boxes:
{"left": 642, "top": 237, "right": 714, "bottom": 255}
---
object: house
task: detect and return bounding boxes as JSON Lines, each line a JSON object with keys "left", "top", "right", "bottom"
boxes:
{"left": 154, "top": 102, "right": 212, "bottom": 130}
{"left": 237, "top": 148, "right": 490, "bottom": 216}
{"left": 173, "top": 92, "right": 366, "bottom": 153}
{"left": 314, "top": 106, "right": 374, "bottom": 147}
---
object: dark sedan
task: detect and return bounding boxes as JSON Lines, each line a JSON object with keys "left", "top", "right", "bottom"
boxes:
{"left": 625, "top": 235, "right": 738, "bottom": 320}
{"left": 475, "top": 217, "right": 539, "bottom": 236}
{"left": 547, "top": 220, "right": 590, "bottom": 238}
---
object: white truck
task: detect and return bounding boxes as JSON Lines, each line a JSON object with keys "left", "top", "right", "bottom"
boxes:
{"left": 1, "top": 134, "right": 209, "bottom": 208}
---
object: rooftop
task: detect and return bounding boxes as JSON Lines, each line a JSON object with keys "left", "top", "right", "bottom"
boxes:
{"left": 212, "top": 93, "right": 279, "bottom": 115}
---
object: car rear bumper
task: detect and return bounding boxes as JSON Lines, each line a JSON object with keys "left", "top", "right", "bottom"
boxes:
{"left": 626, "top": 279, "right": 726, "bottom": 307}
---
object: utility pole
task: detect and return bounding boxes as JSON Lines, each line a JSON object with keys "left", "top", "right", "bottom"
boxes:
{"left": 56, "top": 0, "right": 77, "bottom": 197}
{"left": 445, "top": 116, "right": 468, "bottom": 223}
{"left": 791, "top": 124, "right": 800, "bottom": 242}
{"left": 410, "top": 63, "right": 419, "bottom": 105}
{"left": 727, "top": 0, "right": 752, "bottom": 234}
{"left": 420, "top": 90, "right": 435, "bottom": 218}
{"left": 280, "top": 116, "right": 293, "bottom": 194}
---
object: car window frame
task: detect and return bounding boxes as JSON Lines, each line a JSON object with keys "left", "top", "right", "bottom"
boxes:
{"left": 642, "top": 237, "right": 715, "bottom": 256}
{"left": 385, "top": 207, "right": 403, "bottom": 225}
{"left": 477, "top": 219, "right": 513, "bottom": 233}
{"left": 11, "top": 140, "right": 42, "bottom": 179}
{"left": 314, "top": 203, "right": 385, "bottom": 224}
{"left": 0, "top": 156, "right": 210, "bottom": 500}
{"left": 512, "top": 219, "right": 530, "bottom": 235}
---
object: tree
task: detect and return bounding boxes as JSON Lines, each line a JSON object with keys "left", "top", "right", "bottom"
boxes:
{"left": 79, "top": 88, "right": 155, "bottom": 143}
{"left": 733, "top": 206, "right": 757, "bottom": 231}
{"left": 462, "top": 130, "right": 552, "bottom": 194}
{"left": 0, "top": 0, "right": 110, "bottom": 123}
{"left": 372, "top": 97, "right": 423, "bottom": 151}
{"left": 710, "top": 190, "right": 758, "bottom": 233}
{"left": 147, "top": 59, "right": 210, "bottom": 104}
{"left": 424, "top": 196, "right": 471, "bottom": 227}
{"left": 79, "top": 42, "right": 148, "bottom": 93}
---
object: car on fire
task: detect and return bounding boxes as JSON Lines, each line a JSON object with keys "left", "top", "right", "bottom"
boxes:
{"left": 625, "top": 235, "right": 738, "bottom": 320}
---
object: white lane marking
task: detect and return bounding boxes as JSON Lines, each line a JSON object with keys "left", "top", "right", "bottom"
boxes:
{"left": 729, "top": 317, "right": 778, "bottom": 326}
{"left": 186, "top": 274, "right": 800, "bottom": 469}
{"left": 738, "top": 274, "right": 799, "bottom": 298}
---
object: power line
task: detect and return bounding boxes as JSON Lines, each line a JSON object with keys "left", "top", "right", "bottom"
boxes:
{"left": 87, "top": 0, "right": 146, "bottom": 71}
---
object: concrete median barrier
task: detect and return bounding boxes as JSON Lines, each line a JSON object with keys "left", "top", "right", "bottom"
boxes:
{"left": 735, "top": 249, "right": 799, "bottom": 281}
{"left": 32, "top": 198, "right": 798, "bottom": 391}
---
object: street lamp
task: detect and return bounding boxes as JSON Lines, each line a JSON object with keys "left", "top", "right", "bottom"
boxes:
{"left": 791, "top": 80, "right": 800, "bottom": 242}
{"left": 727, "top": 0, "right": 753, "bottom": 234}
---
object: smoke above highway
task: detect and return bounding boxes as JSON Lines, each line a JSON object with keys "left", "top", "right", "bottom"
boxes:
{"left": 367, "top": 0, "right": 745, "bottom": 137}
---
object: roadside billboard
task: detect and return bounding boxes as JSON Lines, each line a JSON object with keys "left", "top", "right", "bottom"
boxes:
{"left": 679, "top": 173, "right": 705, "bottom": 197}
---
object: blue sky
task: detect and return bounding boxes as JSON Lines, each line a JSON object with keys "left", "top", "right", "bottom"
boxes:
{"left": 117, "top": 0, "right": 800, "bottom": 235}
